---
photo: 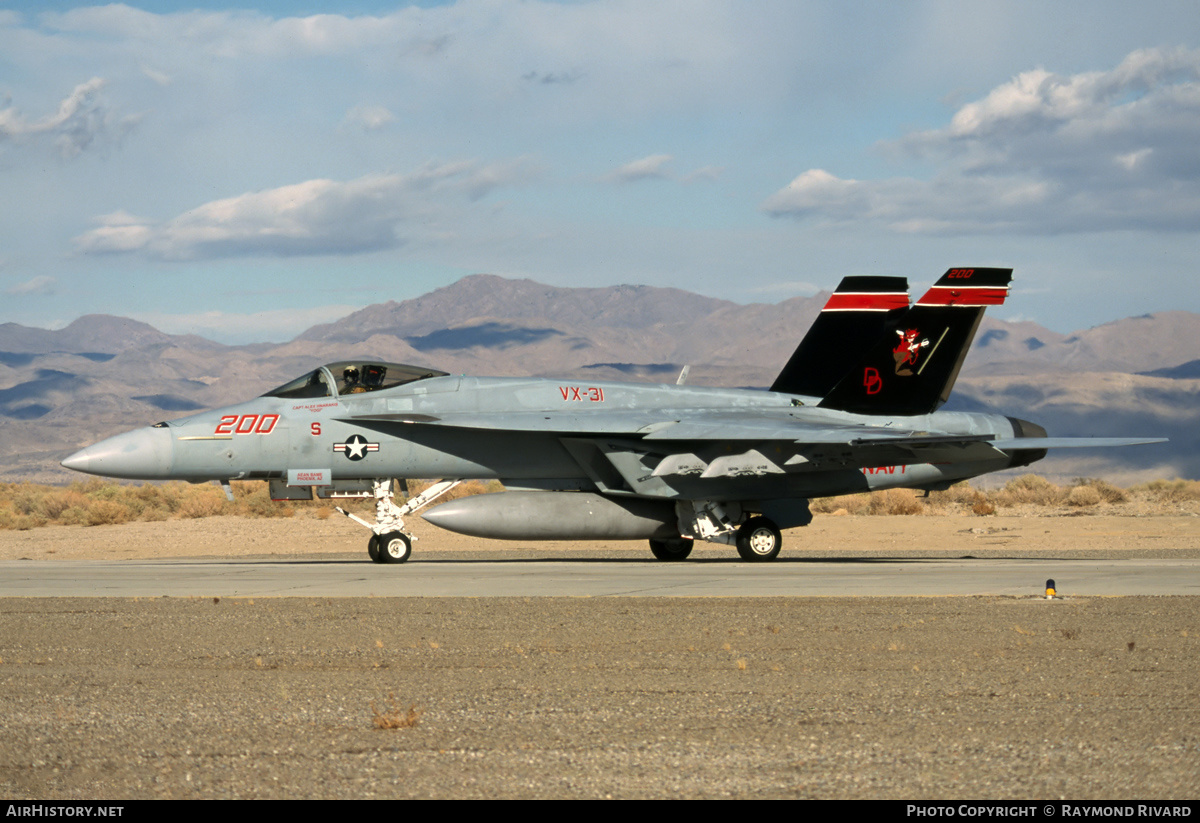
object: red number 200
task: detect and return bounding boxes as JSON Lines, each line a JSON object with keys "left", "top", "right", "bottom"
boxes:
{"left": 215, "top": 414, "right": 279, "bottom": 435}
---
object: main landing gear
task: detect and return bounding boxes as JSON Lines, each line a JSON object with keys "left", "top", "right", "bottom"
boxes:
{"left": 338, "top": 479, "right": 460, "bottom": 564}
{"left": 650, "top": 501, "right": 785, "bottom": 562}
{"left": 648, "top": 537, "right": 694, "bottom": 561}
{"left": 735, "top": 517, "right": 782, "bottom": 562}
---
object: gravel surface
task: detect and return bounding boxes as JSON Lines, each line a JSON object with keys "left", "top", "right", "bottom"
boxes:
{"left": 1, "top": 512, "right": 1198, "bottom": 799}
{"left": 1, "top": 596, "right": 1197, "bottom": 799}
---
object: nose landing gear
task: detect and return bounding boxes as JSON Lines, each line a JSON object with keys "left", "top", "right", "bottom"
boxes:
{"left": 340, "top": 479, "right": 460, "bottom": 564}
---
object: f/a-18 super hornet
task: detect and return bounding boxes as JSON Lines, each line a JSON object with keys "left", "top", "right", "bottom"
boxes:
{"left": 61, "top": 268, "right": 1163, "bottom": 564}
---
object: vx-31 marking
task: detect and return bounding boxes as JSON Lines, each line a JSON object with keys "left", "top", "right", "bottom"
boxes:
{"left": 559, "top": 386, "right": 605, "bottom": 402}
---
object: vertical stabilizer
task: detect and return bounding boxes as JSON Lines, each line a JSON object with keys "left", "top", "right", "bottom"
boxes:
{"left": 817, "top": 267, "right": 1012, "bottom": 416}
{"left": 770, "top": 275, "right": 909, "bottom": 397}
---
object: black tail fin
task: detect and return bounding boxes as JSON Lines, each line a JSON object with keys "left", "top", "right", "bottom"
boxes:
{"left": 817, "top": 267, "right": 1013, "bottom": 416}
{"left": 770, "top": 275, "right": 909, "bottom": 396}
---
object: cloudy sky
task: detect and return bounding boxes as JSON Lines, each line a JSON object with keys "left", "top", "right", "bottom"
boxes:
{"left": 1, "top": 1, "right": 1198, "bottom": 343}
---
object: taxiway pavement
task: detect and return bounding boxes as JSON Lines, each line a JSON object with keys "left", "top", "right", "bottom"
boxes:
{"left": 3, "top": 555, "right": 1198, "bottom": 597}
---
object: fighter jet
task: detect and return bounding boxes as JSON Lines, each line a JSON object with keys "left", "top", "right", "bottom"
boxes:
{"left": 61, "top": 268, "right": 1163, "bottom": 563}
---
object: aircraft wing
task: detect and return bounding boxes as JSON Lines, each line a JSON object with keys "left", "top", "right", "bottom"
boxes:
{"left": 342, "top": 409, "right": 1165, "bottom": 453}
{"left": 341, "top": 409, "right": 681, "bottom": 436}
{"left": 988, "top": 436, "right": 1167, "bottom": 449}
{"left": 343, "top": 408, "right": 995, "bottom": 448}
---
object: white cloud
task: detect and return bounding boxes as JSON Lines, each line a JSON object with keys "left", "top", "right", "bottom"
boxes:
{"left": 764, "top": 47, "right": 1200, "bottom": 234}
{"left": 343, "top": 105, "right": 395, "bottom": 131}
{"left": 140, "top": 65, "right": 173, "bottom": 87}
{"left": 605, "top": 154, "right": 674, "bottom": 183}
{"left": 762, "top": 169, "right": 871, "bottom": 218}
{"left": 604, "top": 155, "right": 721, "bottom": 185}
{"left": 32, "top": 1, "right": 820, "bottom": 128}
{"left": 73, "top": 160, "right": 538, "bottom": 260}
{"left": 5, "top": 275, "right": 57, "bottom": 296}
{"left": 0, "top": 77, "right": 135, "bottom": 157}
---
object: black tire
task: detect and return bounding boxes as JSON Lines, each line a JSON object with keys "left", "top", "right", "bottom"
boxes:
{"left": 736, "top": 517, "right": 782, "bottom": 562}
{"left": 367, "top": 534, "right": 383, "bottom": 563}
{"left": 649, "top": 537, "right": 694, "bottom": 561}
{"left": 379, "top": 532, "right": 412, "bottom": 564}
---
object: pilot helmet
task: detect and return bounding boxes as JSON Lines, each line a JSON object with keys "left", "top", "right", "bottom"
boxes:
{"left": 363, "top": 364, "right": 385, "bottom": 386}
{"left": 343, "top": 366, "right": 360, "bottom": 384}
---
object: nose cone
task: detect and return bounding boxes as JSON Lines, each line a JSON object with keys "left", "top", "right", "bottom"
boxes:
{"left": 61, "top": 426, "right": 174, "bottom": 479}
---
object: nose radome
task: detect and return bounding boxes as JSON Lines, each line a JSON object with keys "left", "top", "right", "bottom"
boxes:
{"left": 59, "top": 449, "right": 91, "bottom": 473}
{"left": 61, "top": 426, "right": 174, "bottom": 479}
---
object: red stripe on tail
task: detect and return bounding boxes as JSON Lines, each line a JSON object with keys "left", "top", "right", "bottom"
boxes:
{"left": 823, "top": 292, "right": 909, "bottom": 311}
{"left": 916, "top": 286, "right": 1010, "bottom": 306}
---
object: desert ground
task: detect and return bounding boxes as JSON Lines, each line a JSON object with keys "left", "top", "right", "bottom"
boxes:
{"left": 3, "top": 502, "right": 1200, "bottom": 562}
{"left": 1, "top": 510, "right": 1198, "bottom": 799}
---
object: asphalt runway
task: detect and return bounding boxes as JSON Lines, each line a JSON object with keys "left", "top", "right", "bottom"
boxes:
{"left": 3, "top": 555, "right": 1199, "bottom": 597}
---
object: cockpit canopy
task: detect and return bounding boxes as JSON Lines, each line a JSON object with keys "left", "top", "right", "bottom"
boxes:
{"left": 263, "top": 361, "right": 448, "bottom": 400}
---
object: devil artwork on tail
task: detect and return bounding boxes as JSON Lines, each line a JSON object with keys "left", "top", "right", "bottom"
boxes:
{"left": 893, "top": 328, "right": 929, "bottom": 376}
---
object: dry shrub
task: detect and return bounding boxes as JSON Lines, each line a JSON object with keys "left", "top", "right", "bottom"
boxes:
{"left": 1072, "top": 477, "right": 1128, "bottom": 504}
{"left": 971, "top": 498, "right": 996, "bottom": 516}
{"left": 1065, "top": 485, "right": 1102, "bottom": 507}
{"left": 178, "top": 493, "right": 226, "bottom": 519}
{"left": 154, "top": 482, "right": 189, "bottom": 514}
{"left": 921, "top": 482, "right": 975, "bottom": 514}
{"left": 811, "top": 494, "right": 871, "bottom": 515}
{"left": 808, "top": 496, "right": 839, "bottom": 514}
{"left": 1131, "top": 479, "right": 1200, "bottom": 504}
{"left": 869, "top": 488, "right": 925, "bottom": 515}
{"left": 933, "top": 482, "right": 984, "bottom": 506}
{"left": 371, "top": 695, "right": 421, "bottom": 730}
{"left": 58, "top": 506, "right": 91, "bottom": 526}
{"left": 85, "top": 500, "right": 133, "bottom": 526}
{"left": 37, "top": 489, "right": 88, "bottom": 519}
{"left": 0, "top": 480, "right": 207, "bottom": 528}
{"left": 230, "top": 481, "right": 294, "bottom": 518}
{"left": 1, "top": 477, "right": 486, "bottom": 528}
{"left": 0, "top": 508, "right": 45, "bottom": 530}
{"left": 813, "top": 489, "right": 925, "bottom": 515}
{"left": 9, "top": 485, "right": 44, "bottom": 516}
{"left": 70, "top": 478, "right": 108, "bottom": 494}
{"left": 133, "top": 483, "right": 175, "bottom": 511}
{"left": 1095, "top": 481, "right": 1129, "bottom": 504}
{"left": 140, "top": 505, "right": 170, "bottom": 522}
{"left": 994, "top": 474, "right": 1065, "bottom": 508}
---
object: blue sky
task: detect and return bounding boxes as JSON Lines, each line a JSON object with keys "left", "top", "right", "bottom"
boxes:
{"left": 1, "top": 1, "right": 1198, "bottom": 343}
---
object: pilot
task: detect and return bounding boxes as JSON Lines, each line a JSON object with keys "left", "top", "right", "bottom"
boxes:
{"left": 343, "top": 366, "right": 368, "bottom": 394}
{"left": 362, "top": 364, "right": 386, "bottom": 389}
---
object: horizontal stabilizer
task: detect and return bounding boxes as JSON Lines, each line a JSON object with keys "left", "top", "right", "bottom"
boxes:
{"left": 989, "top": 436, "right": 1168, "bottom": 450}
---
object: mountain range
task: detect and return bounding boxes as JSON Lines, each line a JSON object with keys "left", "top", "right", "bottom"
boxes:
{"left": 1, "top": 274, "right": 1194, "bottom": 484}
